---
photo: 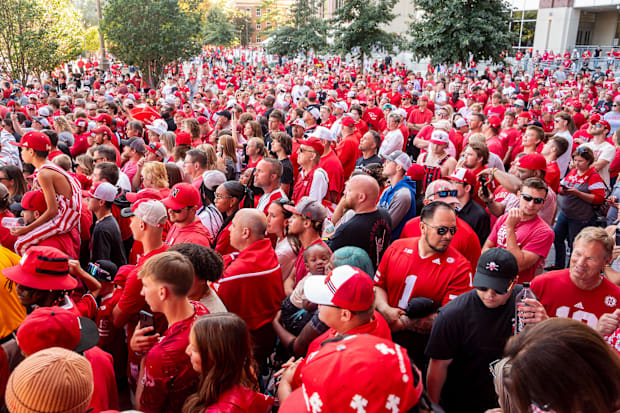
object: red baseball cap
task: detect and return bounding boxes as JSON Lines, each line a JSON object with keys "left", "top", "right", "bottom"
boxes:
{"left": 176, "top": 130, "right": 192, "bottom": 146}
{"left": 341, "top": 116, "right": 355, "bottom": 128}
{"left": 125, "top": 188, "right": 163, "bottom": 203}
{"left": 162, "top": 182, "right": 200, "bottom": 210}
{"left": 518, "top": 111, "right": 532, "bottom": 119}
{"left": 407, "top": 163, "right": 425, "bottom": 180}
{"left": 298, "top": 137, "right": 324, "bottom": 155}
{"left": 74, "top": 118, "right": 88, "bottom": 128}
{"left": 196, "top": 116, "right": 208, "bottom": 125}
{"left": 10, "top": 131, "right": 51, "bottom": 152}
{"left": 487, "top": 116, "right": 502, "bottom": 129}
{"left": 447, "top": 167, "right": 476, "bottom": 187}
{"left": 20, "top": 190, "right": 47, "bottom": 213}
{"left": 304, "top": 265, "right": 374, "bottom": 311}
{"left": 280, "top": 335, "right": 423, "bottom": 413}
{"left": 2, "top": 246, "right": 76, "bottom": 290}
{"left": 16, "top": 306, "right": 99, "bottom": 355}
{"left": 308, "top": 91, "right": 317, "bottom": 99}
{"left": 516, "top": 153, "right": 547, "bottom": 171}
{"left": 419, "top": 96, "right": 429, "bottom": 102}
{"left": 589, "top": 113, "right": 602, "bottom": 124}
{"left": 93, "top": 113, "right": 112, "bottom": 125}
{"left": 91, "top": 126, "right": 114, "bottom": 140}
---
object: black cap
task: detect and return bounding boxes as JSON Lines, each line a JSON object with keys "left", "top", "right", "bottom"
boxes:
{"left": 215, "top": 110, "right": 231, "bottom": 120}
{"left": 94, "top": 260, "right": 118, "bottom": 282}
{"left": 473, "top": 248, "right": 518, "bottom": 293}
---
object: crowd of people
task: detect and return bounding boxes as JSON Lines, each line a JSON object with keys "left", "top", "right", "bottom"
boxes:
{"left": 0, "top": 47, "right": 620, "bottom": 413}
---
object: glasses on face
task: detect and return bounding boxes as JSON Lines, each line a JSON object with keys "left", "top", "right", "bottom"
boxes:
{"left": 0, "top": 176, "right": 10, "bottom": 181}
{"left": 488, "top": 359, "right": 501, "bottom": 378}
{"left": 437, "top": 112, "right": 449, "bottom": 118}
{"left": 521, "top": 194, "right": 545, "bottom": 204}
{"left": 214, "top": 194, "right": 233, "bottom": 200}
{"left": 422, "top": 221, "right": 457, "bottom": 235}
{"left": 429, "top": 189, "right": 458, "bottom": 198}
{"left": 299, "top": 147, "right": 318, "bottom": 155}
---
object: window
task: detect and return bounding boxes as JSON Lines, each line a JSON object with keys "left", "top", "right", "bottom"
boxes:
{"left": 256, "top": 8, "right": 261, "bottom": 16}
{"left": 256, "top": 23, "right": 261, "bottom": 30}
{"left": 245, "top": 8, "right": 251, "bottom": 14}
{"left": 509, "top": 9, "right": 537, "bottom": 49}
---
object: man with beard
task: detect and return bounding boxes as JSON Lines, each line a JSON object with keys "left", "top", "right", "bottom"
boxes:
{"left": 374, "top": 201, "right": 472, "bottom": 366}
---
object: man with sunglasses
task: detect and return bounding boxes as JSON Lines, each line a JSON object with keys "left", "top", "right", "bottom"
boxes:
{"left": 426, "top": 248, "right": 521, "bottom": 413}
{"left": 375, "top": 201, "right": 472, "bottom": 367}
{"left": 580, "top": 117, "right": 614, "bottom": 186}
{"left": 483, "top": 177, "right": 554, "bottom": 283}
{"left": 162, "top": 183, "right": 213, "bottom": 247}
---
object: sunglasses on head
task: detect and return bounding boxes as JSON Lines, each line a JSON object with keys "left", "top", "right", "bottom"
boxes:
{"left": 521, "top": 194, "right": 545, "bottom": 204}
{"left": 422, "top": 222, "right": 457, "bottom": 235}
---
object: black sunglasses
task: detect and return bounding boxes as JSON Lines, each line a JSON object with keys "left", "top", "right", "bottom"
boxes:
{"left": 521, "top": 194, "right": 545, "bottom": 204}
{"left": 476, "top": 286, "right": 509, "bottom": 295}
{"left": 422, "top": 222, "right": 457, "bottom": 235}
{"left": 429, "top": 189, "right": 458, "bottom": 198}
{"left": 169, "top": 206, "right": 190, "bottom": 213}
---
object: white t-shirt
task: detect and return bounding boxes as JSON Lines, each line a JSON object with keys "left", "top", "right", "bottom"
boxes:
{"left": 555, "top": 130, "right": 573, "bottom": 178}
{"left": 580, "top": 141, "right": 615, "bottom": 187}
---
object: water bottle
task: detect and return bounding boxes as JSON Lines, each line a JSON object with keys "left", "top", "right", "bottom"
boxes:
{"left": 1, "top": 217, "right": 24, "bottom": 230}
{"left": 514, "top": 282, "right": 536, "bottom": 335}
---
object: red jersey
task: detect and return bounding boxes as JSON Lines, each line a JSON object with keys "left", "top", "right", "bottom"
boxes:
{"left": 335, "top": 134, "right": 361, "bottom": 179}
{"left": 545, "top": 161, "right": 561, "bottom": 193}
{"left": 165, "top": 219, "right": 213, "bottom": 247}
{"left": 400, "top": 216, "right": 480, "bottom": 273}
{"left": 140, "top": 302, "right": 209, "bottom": 413}
{"left": 374, "top": 238, "right": 472, "bottom": 309}
{"left": 318, "top": 150, "right": 344, "bottom": 201}
{"left": 85, "top": 346, "right": 118, "bottom": 413}
{"left": 205, "top": 385, "right": 274, "bottom": 413}
{"left": 214, "top": 239, "right": 284, "bottom": 331}
{"left": 531, "top": 269, "right": 620, "bottom": 328}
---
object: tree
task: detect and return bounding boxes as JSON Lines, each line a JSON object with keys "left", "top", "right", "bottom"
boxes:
{"left": 265, "top": 0, "right": 326, "bottom": 60}
{"left": 71, "top": 0, "right": 98, "bottom": 27}
{"left": 101, "top": 0, "right": 202, "bottom": 88}
{"left": 330, "top": 0, "right": 399, "bottom": 67}
{"left": 203, "top": 5, "right": 236, "bottom": 46}
{"left": 0, "top": 0, "right": 83, "bottom": 84}
{"left": 408, "top": 0, "right": 515, "bottom": 65}
{"left": 231, "top": 10, "right": 255, "bottom": 48}
{"left": 256, "top": 0, "right": 286, "bottom": 36}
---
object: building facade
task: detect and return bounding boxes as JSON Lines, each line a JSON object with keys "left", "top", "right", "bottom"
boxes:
{"left": 229, "top": 0, "right": 294, "bottom": 45}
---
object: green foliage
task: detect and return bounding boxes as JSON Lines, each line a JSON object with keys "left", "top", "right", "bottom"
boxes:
{"left": 0, "top": 0, "right": 83, "bottom": 84}
{"left": 203, "top": 6, "right": 237, "bottom": 46}
{"left": 408, "top": 0, "right": 515, "bottom": 65}
{"left": 102, "top": 0, "right": 202, "bottom": 87}
{"left": 84, "top": 26, "right": 100, "bottom": 52}
{"left": 265, "top": 0, "right": 326, "bottom": 58}
{"left": 256, "top": 0, "right": 286, "bottom": 36}
{"left": 330, "top": 0, "right": 399, "bottom": 66}
{"left": 230, "top": 9, "right": 255, "bottom": 47}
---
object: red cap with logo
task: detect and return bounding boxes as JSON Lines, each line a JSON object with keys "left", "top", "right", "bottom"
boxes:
{"left": 20, "top": 190, "right": 47, "bottom": 213}
{"left": 516, "top": 153, "right": 547, "bottom": 171}
{"left": 162, "top": 182, "right": 200, "bottom": 210}
{"left": 341, "top": 116, "right": 355, "bottom": 128}
{"left": 10, "top": 131, "right": 51, "bottom": 151}
{"left": 16, "top": 306, "right": 99, "bottom": 355}
{"left": 304, "top": 265, "right": 374, "bottom": 311}
{"left": 93, "top": 113, "right": 112, "bottom": 125}
{"left": 176, "top": 130, "right": 192, "bottom": 146}
{"left": 2, "top": 246, "right": 76, "bottom": 290}
{"left": 487, "top": 116, "right": 502, "bottom": 129}
{"left": 279, "top": 335, "right": 423, "bottom": 413}
{"left": 447, "top": 167, "right": 476, "bottom": 187}
{"left": 518, "top": 111, "right": 532, "bottom": 119}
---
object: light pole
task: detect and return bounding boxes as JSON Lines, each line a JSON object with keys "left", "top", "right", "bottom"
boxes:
{"left": 96, "top": 0, "right": 110, "bottom": 71}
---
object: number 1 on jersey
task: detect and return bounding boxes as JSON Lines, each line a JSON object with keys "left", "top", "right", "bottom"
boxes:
{"left": 398, "top": 275, "right": 418, "bottom": 309}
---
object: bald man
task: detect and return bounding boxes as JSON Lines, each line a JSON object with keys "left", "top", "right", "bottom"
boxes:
{"left": 212, "top": 208, "right": 285, "bottom": 364}
{"left": 327, "top": 175, "right": 392, "bottom": 271}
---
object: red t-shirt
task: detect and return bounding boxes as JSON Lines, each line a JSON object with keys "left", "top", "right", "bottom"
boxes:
{"left": 487, "top": 214, "right": 554, "bottom": 283}
{"left": 165, "top": 219, "right": 213, "bottom": 247}
{"left": 545, "top": 161, "right": 561, "bottom": 193}
{"left": 531, "top": 269, "right": 620, "bottom": 328}
{"left": 140, "top": 302, "right": 209, "bottom": 413}
{"left": 85, "top": 346, "right": 118, "bottom": 413}
{"left": 318, "top": 150, "right": 344, "bottom": 202}
{"left": 374, "top": 238, "right": 472, "bottom": 309}
{"left": 335, "top": 134, "right": 361, "bottom": 179}
{"left": 205, "top": 385, "right": 273, "bottom": 413}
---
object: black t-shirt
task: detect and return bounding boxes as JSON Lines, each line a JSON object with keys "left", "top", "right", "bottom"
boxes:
{"left": 425, "top": 286, "right": 522, "bottom": 413}
{"left": 355, "top": 154, "right": 382, "bottom": 168}
{"left": 280, "top": 158, "right": 294, "bottom": 187}
{"left": 458, "top": 199, "right": 491, "bottom": 246}
{"left": 91, "top": 215, "right": 128, "bottom": 266}
{"left": 327, "top": 208, "right": 391, "bottom": 271}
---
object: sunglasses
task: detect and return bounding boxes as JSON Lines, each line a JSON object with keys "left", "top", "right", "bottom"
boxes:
{"left": 521, "top": 194, "right": 545, "bottom": 204}
{"left": 169, "top": 206, "right": 190, "bottom": 213}
{"left": 429, "top": 189, "right": 458, "bottom": 198}
{"left": 477, "top": 286, "right": 509, "bottom": 295}
{"left": 422, "top": 222, "right": 457, "bottom": 235}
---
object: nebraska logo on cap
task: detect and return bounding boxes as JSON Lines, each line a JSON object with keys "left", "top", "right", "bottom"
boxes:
{"left": 486, "top": 261, "right": 500, "bottom": 272}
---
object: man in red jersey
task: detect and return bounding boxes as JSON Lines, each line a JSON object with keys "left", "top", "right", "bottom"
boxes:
{"left": 254, "top": 158, "right": 287, "bottom": 214}
{"left": 212, "top": 208, "right": 284, "bottom": 364}
{"left": 132, "top": 251, "right": 208, "bottom": 413}
{"left": 375, "top": 200, "right": 472, "bottom": 366}
{"left": 162, "top": 183, "right": 213, "bottom": 246}
{"left": 526, "top": 227, "right": 620, "bottom": 328}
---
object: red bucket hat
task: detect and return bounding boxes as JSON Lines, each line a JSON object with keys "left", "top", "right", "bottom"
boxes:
{"left": 2, "top": 246, "right": 76, "bottom": 290}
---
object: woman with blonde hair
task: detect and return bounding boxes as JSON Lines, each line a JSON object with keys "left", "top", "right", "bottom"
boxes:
{"left": 53, "top": 115, "right": 75, "bottom": 147}
{"left": 141, "top": 161, "right": 170, "bottom": 198}
{"left": 244, "top": 120, "right": 263, "bottom": 140}
{"left": 218, "top": 135, "right": 240, "bottom": 181}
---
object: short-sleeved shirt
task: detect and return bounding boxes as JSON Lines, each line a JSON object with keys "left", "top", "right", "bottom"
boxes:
{"left": 531, "top": 269, "right": 620, "bottom": 328}
{"left": 165, "top": 219, "right": 213, "bottom": 247}
{"left": 327, "top": 208, "right": 391, "bottom": 271}
{"left": 425, "top": 287, "right": 521, "bottom": 413}
{"left": 91, "top": 215, "right": 128, "bottom": 266}
{"left": 140, "top": 302, "right": 209, "bottom": 413}
{"left": 580, "top": 141, "right": 615, "bottom": 186}
{"left": 374, "top": 238, "right": 473, "bottom": 309}
{"left": 487, "top": 214, "right": 554, "bottom": 283}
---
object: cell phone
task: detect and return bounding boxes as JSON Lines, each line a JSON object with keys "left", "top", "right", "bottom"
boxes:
{"left": 139, "top": 310, "right": 156, "bottom": 335}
